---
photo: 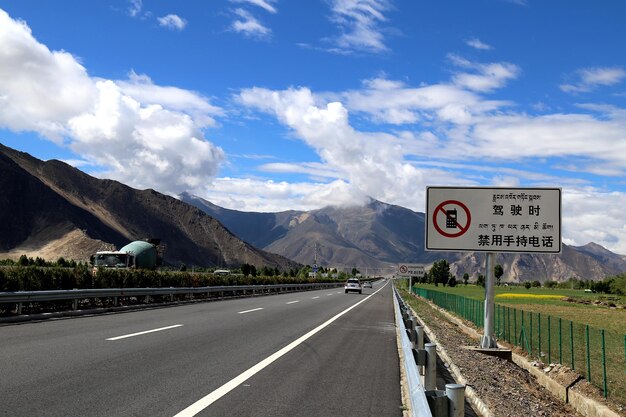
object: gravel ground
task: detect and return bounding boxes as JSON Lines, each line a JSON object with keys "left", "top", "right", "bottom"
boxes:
{"left": 402, "top": 290, "right": 586, "bottom": 417}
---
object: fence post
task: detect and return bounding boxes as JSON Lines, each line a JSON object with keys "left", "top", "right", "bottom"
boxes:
{"left": 548, "top": 316, "right": 551, "bottom": 364}
{"left": 559, "top": 318, "right": 562, "bottom": 364}
{"left": 425, "top": 343, "right": 437, "bottom": 390}
{"left": 446, "top": 384, "right": 465, "bottom": 417}
{"left": 570, "top": 321, "right": 575, "bottom": 370}
{"left": 538, "top": 313, "right": 542, "bottom": 359}
{"left": 514, "top": 308, "right": 517, "bottom": 346}
{"left": 586, "top": 325, "right": 591, "bottom": 383}
{"left": 601, "top": 330, "right": 607, "bottom": 398}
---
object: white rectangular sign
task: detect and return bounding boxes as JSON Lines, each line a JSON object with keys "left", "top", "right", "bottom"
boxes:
{"left": 426, "top": 187, "right": 561, "bottom": 253}
{"left": 397, "top": 263, "right": 425, "bottom": 277}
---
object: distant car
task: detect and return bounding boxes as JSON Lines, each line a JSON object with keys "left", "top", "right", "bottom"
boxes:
{"left": 345, "top": 278, "right": 362, "bottom": 294}
{"left": 363, "top": 281, "right": 372, "bottom": 288}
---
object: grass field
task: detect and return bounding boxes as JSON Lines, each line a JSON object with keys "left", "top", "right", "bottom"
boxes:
{"left": 411, "top": 283, "right": 626, "bottom": 334}
{"left": 405, "top": 281, "right": 626, "bottom": 407}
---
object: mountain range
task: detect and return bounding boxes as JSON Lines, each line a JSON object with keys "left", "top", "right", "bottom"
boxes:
{"left": 1, "top": 142, "right": 625, "bottom": 282}
{"left": 180, "top": 193, "right": 626, "bottom": 282}
{"left": 0, "top": 143, "right": 299, "bottom": 271}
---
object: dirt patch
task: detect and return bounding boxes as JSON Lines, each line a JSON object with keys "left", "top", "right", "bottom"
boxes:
{"left": 0, "top": 228, "right": 114, "bottom": 263}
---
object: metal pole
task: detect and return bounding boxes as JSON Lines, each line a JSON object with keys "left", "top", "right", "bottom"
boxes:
{"left": 446, "top": 384, "right": 465, "bottom": 417}
{"left": 480, "top": 252, "right": 497, "bottom": 348}
{"left": 601, "top": 330, "right": 607, "bottom": 398}
{"left": 586, "top": 325, "right": 591, "bottom": 383}
{"left": 425, "top": 343, "right": 437, "bottom": 390}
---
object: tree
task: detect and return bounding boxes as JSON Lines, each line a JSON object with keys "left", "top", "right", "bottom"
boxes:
{"left": 448, "top": 276, "right": 458, "bottom": 287}
{"left": 241, "top": 263, "right": 251, "bottom": 277}
{"left": 494, "top": 264, "right": 504, "bottom": 286}
{"left": 524, "top": 281, "right": 531, "bottom": 289}
{"left": 463, "top": 273, "right": 469, "bottom": 286}
{"left": 250, "top": 265, "right": 257, "bottom": 277}
{"left": 544, "top": 280, "right": 558, "bottom": 289}
{"left": 431, "top": 260, "right": 451, "bottom": 287}
{"left": 532, "top": 280, "right": 541, "bottom": 287}
{"left": 477, "top": 274, "right": 485, "bottom": 287}
{"left": 18, "top": 255, "right": 30, "bottom": 266}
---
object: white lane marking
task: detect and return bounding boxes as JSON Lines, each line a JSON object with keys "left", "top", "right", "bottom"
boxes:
{"left": 106, "top": 324, "right": 183, "bottom": 341}
{"left": 173, "top": 281, "right": 389, "bottom": 417}
{"left": 238, "top": 308, "right": 264, "bottom": 314}
{"left": 286, "top": 300, "right": 300, "bottom": 304}
{"left": 311, "top": 296, "right": 320, "bottom": 299}
{"left": 326, "top": 293, "right": 334, "bottom": 296}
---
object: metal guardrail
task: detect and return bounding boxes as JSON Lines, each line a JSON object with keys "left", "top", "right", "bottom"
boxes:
{"left": 394, "top": 286, "right": 466, "bottom": 417}
{"left": 0, "top": 283, "right": 343, "bottom": 315}
{"left": 394, "top": 286, "right": 434, "bottom": 417}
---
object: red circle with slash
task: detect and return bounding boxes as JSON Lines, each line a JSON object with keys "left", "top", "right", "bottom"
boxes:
{"left": 433, "top": 200, "right": 471, "bottom": 238}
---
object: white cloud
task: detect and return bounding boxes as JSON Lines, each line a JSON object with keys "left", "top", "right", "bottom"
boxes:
{"left": 560, "top": 67, "right": 626, "bottom": 94}
{"left": 231, "top": 8, "right": 271, "bottom": 39}
{"left": 449, "top": 54, "right": 520, "bottom": 92}
{"left": 117, "top": 71, "right": 223, "bottom": 127}
{"left": 229, "top": 0, "right": 278, "bottom": 14}
{"left": 157, "top": 14, "right": 187, "bottom": 31}
{"left": 0, "top": 9, "right": 96, "bottom": 141}
{"left": 128, "top": 0, "right": 143, "bottom": 17}
{"left": 0, "top": 9, "right": 225, "bottom": 195}
{"left": 466, "top": 38, "right": 492, "bottom": 50}
{"left": 201, "top": 177, "right": 369, "bottom": 212}
{"left": 327, "top": 0, "right": 392, "bottom": 53}
{"left": 235, "top": 64, "right": 626, "bottom": 253}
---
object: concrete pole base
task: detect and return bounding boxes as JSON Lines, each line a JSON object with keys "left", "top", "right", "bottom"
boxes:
{"left": 479, "top": 334, "right": 498, "bottom": 349}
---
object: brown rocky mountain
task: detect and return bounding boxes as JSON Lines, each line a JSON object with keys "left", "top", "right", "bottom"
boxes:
{"left": 181, "top": 193, "right": 626, "bottom": 282}
{"left": 0, "top": 143, "right": 299, "bottom": 270}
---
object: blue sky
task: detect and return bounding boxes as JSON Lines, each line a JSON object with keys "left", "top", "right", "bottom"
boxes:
{"left": 1, "top": 0, "right": 625, "bottom": 255}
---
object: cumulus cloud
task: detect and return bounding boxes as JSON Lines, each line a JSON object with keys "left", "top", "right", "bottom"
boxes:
{"left": 236, "top": 61, "right": 626, "bottom": 253}
{"left": 201, "top": 177, "right": 370, "bottom": 212}
{"left": 157, "top": 14, "right": 187, "bottom": 31}
{"left": 327, "top": 0, "right": 392, "bottom": 53}
{"left": 449, "top": 54, "right": 520, "bottom": 92}
{"left": 0, "top": 9, "right": 225, "bottom": 194}
{"left": 560, "top": 67, "right": 626, "bottom": 94}
{"left": 230, "top": 8, "right": 271, "bottom": 39}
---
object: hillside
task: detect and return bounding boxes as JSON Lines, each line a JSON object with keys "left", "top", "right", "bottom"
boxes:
{"left": 0, "top": 143, "right": 299, "bottom": 270}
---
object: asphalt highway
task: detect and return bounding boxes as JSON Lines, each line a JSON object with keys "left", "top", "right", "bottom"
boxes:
{"left": 0, "top": 280, "right": 402, "bottom": 417}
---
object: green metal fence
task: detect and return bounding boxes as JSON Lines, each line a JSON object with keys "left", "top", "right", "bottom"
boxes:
{"left": 412, "top": 287, "right": 625, "bottom": 404}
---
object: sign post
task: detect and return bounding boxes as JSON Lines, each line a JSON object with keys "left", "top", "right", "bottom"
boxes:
{"left": 426, "top": 187, "right": 561, "bottom": 348}
{"left": 397, "top": 264, "right": 425, "bottom": 294}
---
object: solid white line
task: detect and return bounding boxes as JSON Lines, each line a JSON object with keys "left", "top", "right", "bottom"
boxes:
{"left": 238, "top": 308, "right": 264, "bottom": 314}
{"left": 173, "top": 281, "right": 390, "bottom": 417}
{"left": 311, "top": 296, "right": 320, "bottom": 299}
{"left": 106, "top": 324, "right": 183, "bottom": 341}
{"left": 286, "top": 300, "right": 300, "bottom": 304}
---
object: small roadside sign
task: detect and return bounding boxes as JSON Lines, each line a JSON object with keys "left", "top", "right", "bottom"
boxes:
{"left": 397, "top": 264, "right": 425, "bottom": 278}
{"left": 426, "top": 187, "right": 561, "bottom": 253}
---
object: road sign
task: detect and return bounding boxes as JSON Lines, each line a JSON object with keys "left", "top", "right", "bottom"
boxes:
{"left": 426, "top": 187, "right": 561, "bottom": 253}
{"left": 397, "top": 264, "right": 425, "bottom": 278}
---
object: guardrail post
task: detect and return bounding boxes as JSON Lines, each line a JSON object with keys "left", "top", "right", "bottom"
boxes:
{"left": 445, "top": 384, "right": 465, "bottom": 417}
{"left": 17, "top": 302, "right": 22, "bottom": 315}
{"left": 72, "top": 299, "right": 78, "bottom": 310}
{"left": 113, "top": 296, "right": 118, "bottom": 307}
{"left": 425, "top": 342, "right": 437, "bottom": 390}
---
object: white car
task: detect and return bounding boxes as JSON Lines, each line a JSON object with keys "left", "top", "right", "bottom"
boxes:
{"left": 363, "top": 281, "right": 372, "bottom": 288}
{"left": 344, "top": 278, "right": 362, "bottom": 294}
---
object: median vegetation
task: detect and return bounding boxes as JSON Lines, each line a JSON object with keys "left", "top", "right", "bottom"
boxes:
{"left": 0, "top": 257, "right": 341, "bottom": 292}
